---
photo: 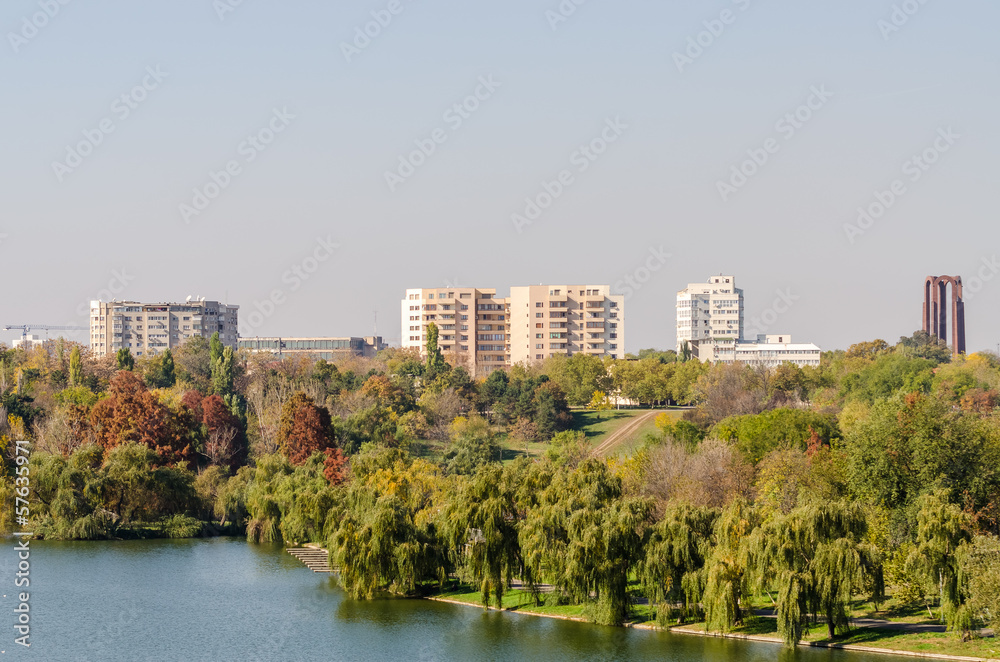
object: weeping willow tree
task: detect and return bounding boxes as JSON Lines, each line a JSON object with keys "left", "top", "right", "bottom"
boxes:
{"left": 439, "top": 464, "right": 521, "bottom": 609}
{"left": 331, "top": 488, "right": 444, "bottom": 599}
{"left": 745, "top": 500, "right": 876, "bottom": 644}
{"left": 906, "top": 490, "right": 972, "bottom": 637}
{"left": 639, "top": 504, "right": 719, "bottom": 625}
{"left": 244, "top": 453, "right": 342, "bottom": 544}
{"left": 702, "top": 498, "right": 758, "bottom": 633}
{"left": 245, "top": 454, "right": 294, "bottom": 543}
{"left": 520, "top": 458, "right": 651, "bottom": 626}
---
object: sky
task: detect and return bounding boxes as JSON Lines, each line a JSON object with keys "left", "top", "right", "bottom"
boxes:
{"left": 2, "top": 0, "right": 998, "bottom": 354}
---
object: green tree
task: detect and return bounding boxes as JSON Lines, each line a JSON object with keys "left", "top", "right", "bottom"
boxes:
{"left": 745, "top": 501, "right": 877, "bottom": 643}
{"left": 212, "top": 346, "right": 235, "bottom": 396}
{"left": 116, "top": 348, "right": 135, "bottom": 371}
{"left": 906, "top": 490, "right": 972, "bottom": 633}
{"left": 425, "top": 323, "right": 446, "bottom": 376}
{"left": 640, "top": 504, "right": 719, "bottom": 624}
{"left": 440, "top": 464, "right": 521, "bottom": 608}
{"left": 68, "top": 346, "right": 82, "bottom": 387}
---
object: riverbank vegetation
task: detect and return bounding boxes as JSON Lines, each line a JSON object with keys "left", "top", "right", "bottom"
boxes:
{"left": 2, "top": 330, "right": 999, "bottom": 648}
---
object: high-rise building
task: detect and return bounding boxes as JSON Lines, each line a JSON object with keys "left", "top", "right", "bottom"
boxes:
{"left": 676, "top": 275, "right": 744, "bottom": 352}
{"left": 508, "top": 285, "right": 625, "bottom": 364}
{"left": 401, "top": 288, "right": 509, "bottom": 376}
{"left": 90, "top": 299, "right": 239, "bottom": 358}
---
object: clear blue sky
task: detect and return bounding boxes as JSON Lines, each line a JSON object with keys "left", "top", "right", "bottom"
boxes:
{"left": 2, "top": 0, "right": 998, "bottom": 353}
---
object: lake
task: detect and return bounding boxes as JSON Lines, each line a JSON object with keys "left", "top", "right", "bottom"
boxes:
{"left": 1, "top": 537, "right": 917, "bottom": 661}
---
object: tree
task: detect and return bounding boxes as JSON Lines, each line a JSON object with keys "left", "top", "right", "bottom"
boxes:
{"left": 68, "top": 346, "right": 82, "bottom": 387}
{"left": 425, "top": 322, "right": 446, "bottom": 376}
{"left": 212, "top": 346, "right": 235, "bottom": 397}
{"left": 906, "top": 490, "right": 972, "bottom": 633}
{"left": 282, "top": 400, "right": 336, "bottom": 465}
{"left": 440, "top": 464, "right": 521, "bottom": 608}
{"left": 640, "top": 504, "right": 719, "bottom": 624}
{"left": 702, "top": 498, "right": 758, "bottom": 633}
{"left": 745, "top": 501, "right": 876, "bottom": 643}
{"left": 445, "top": 416, "right": 499, "bottom": 475}
{"left": 960, "top": 535, "right": 1000, "bottom": 633}
{"left": 89, "top": 371, "right": 191, "bottom": 463}
{"left": 116, "top": 348, "right": 135, "bottom": 371}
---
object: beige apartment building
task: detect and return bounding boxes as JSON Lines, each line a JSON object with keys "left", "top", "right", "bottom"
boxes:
{"left": 508, "top": 285, "right": 625, "bottom": 364}
{"left": 90, "top": 299, "right": 239, "bottom": 358}
{"left": 401, "top": 288, "right": 509, "bottom": 377}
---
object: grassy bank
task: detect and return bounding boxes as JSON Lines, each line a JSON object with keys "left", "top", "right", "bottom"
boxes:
{"left": 429, "top": 584, "right": 999, "bottom": 661}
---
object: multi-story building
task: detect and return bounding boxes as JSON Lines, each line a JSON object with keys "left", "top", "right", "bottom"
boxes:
{"left": 238, "top": 336, "right": 385, "bottom": 360}
{"left": 508, "top": 285, "right": 625, "bottom": 364}
{"left": 692, "top": 335, "right": 821, "bottom": 368}
{"left": 90, "top": 298, "right": 239, "bottom": 358}
{"left": 401, "top": 288, "right": 509, "bottom": 376}
{"left": 676, "top": 275, "right": 744, "bottom": 352}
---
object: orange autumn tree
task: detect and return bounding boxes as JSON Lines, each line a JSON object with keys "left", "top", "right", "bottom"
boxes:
{"left": 277, "top": 392, "right": 342, "bottom": 468}
{"left": 90, "top": 371, "right": 192, "bottom": 464}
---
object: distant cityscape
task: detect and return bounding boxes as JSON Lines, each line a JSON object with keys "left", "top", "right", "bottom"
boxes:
{"left": 30, "top": 273, "right": 984, "bottom": 372}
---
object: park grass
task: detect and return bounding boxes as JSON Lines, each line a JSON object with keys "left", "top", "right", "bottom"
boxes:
{"left": 677, "top": 615, "right": 999, "bottom": 660}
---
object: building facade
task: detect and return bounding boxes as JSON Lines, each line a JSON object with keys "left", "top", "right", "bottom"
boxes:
{"left": 90, "top": 299, "right": 239, "bottom": 358}
{"left": 238, "top": 336, "right": 385, "bottom": 360}
{"left": 692, "top": 335, "right": 821, "bottom": 368}
{"left": 676, "top": 275, "right": 744, "bottom": 352}
{"left": 401, "top": 288, "right": 510, "bottom": 376}
{"left": 508, "top": 285, "right": 625, "bottom": 364}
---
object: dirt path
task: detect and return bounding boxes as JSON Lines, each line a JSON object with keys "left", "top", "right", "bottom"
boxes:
{"left": 590, "top": 410, "right": 661, "bottom": 457}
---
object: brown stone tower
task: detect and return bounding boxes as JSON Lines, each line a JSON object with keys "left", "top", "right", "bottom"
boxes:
{"left": 922, "top": 276, "right": 966, "bottom": 356}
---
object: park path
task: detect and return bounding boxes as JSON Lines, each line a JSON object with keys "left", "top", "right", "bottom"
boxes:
{"left": 590, "top": 410, "right": 662, "bottom": 457}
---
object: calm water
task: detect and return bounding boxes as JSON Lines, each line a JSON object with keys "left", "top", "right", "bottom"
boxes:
{"left": 0, "top": 537, "right": 916, "bottom": 662}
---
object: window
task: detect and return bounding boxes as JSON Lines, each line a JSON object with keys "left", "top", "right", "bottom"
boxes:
{"left": 535, "top": 313, "right": 543, "bottom": 318}
{"left": 535, "top": 302, "right": 543, "bottom": 307}
{"left": 535, "top": 323, "right": 543, "bottom": 329}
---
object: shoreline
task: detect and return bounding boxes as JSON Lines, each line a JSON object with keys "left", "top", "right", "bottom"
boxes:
{"left": 425, "top": 595, "right": 998, "bottom": 662}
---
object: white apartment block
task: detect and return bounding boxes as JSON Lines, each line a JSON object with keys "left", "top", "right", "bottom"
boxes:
{"left": 401, "top": 288, "right": 509, "bottom": 377}
{"left": 508, "top": 285, "right": 625, "bottom": 365}
{"left": 676, "top": 275, "right": 744, "bottom": 352}
{"left": 692, "top": 335, "right": 821, "bottom": 368}
{"left": 90, "top": 299, "right": 239, "bottom": 358}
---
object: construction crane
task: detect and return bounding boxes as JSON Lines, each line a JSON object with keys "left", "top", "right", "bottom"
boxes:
{"left": 3, "top": 325, "right": 87, "bottom": 342}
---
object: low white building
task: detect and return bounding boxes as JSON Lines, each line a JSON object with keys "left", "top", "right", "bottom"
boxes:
{"left": 12, "top": 334, "right": 45, "bottom": 351}
{"left": 692, "top": 335, "right": 821, "bottom": 368}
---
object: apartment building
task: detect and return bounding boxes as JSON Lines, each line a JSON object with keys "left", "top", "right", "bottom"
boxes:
{"left": 401, "top": 288, "right": 509, "bottom": 376}
{"left": 676, "top": 275, "right": 745, "bottom": 352}
{"left": 508, "top": 285, "right": 625, "bottom": 365}
{"left": 238, "top": 336, "right": 385, "bottom": 360}
{"left": 692, "top": 335, "right": 821, "bottom": 368}
{"left": 90, "top": 299, "right": 239, "bottom": 358}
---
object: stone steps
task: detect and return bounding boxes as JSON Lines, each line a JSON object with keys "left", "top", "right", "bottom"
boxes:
{"left": 287, "top": 546, "right": 334, "bottom": 573}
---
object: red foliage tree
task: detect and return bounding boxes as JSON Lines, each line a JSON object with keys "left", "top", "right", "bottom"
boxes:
{"left": 323, "top": 448, "right": 349, "bottom": 486}
{"left": 284, "top": 402, "right": 336, "bottom": 465}
{"left": 90, "top": 371, "right": 192, "bottom": 464}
